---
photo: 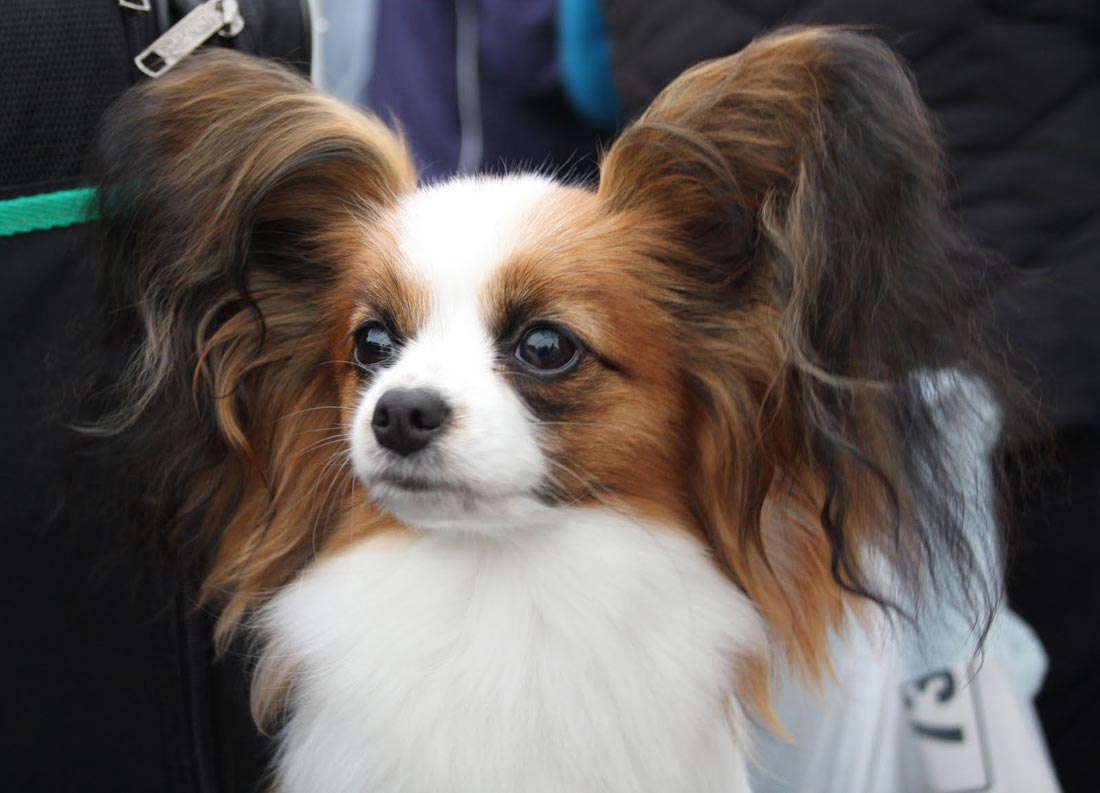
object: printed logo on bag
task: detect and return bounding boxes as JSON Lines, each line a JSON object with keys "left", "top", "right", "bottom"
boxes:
{"left": 903, "top": 666, "right": 992, "bottom": 793}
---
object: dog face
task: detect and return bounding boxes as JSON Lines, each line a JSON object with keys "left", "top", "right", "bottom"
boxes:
{"left": 345, "top": 179, "right": 561, "bottom": 532}
{"left": 341, "top": 176, "right": 696, "bottom": 536}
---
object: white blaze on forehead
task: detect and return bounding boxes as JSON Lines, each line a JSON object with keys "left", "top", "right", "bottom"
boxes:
{"left": 386, "top": 173, "right": 557, "bottom": 376}
{"left": 394, "top": 174, "right": 557, "bottom": 301}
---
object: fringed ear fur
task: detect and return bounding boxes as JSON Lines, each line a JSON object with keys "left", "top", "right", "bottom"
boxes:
{"left": 93, "top": 50, "right": 415, "bottom": 644}
{"left": 599, "top": 27, "right": 1012, "bottom": 679}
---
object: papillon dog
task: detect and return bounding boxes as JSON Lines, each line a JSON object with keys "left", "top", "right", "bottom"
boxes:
{"left": 94, "top": 27, "right": 1006, "bottom": 793}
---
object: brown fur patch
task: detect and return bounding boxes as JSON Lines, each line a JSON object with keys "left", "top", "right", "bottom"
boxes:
{"left": 202, "top": 213, "right": 434, "bottom": 648}
{"left": 481, "top": 188, "right": 695, "bottom": 529}
{"left": 588, "top": 26, "right": 1006, "bottom": 714}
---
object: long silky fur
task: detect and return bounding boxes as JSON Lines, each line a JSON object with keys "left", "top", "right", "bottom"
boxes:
{"left": 91, "top": 51, "right": 415, "bottom": 643}
{"left": 598, "top": 27, "right": 1019, "bottom": 674}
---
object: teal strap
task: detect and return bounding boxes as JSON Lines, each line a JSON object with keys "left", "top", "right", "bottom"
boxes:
{"left": 0, "top": 187, "right": 98, "bottom": 237}
{"left": 558, "top": 0, "right": 621, "bottom": 133}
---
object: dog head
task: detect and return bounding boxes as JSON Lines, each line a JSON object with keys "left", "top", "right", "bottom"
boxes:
{"left": 95, "top": 29, "right": 1004, "bottom": 712}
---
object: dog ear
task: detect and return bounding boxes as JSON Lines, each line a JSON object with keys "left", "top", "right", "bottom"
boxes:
{"left": 598, "top": 28, "right": 1004, "bottom": 679}
{"left": 94, "top": 50, "right": 415, "bottom": 641}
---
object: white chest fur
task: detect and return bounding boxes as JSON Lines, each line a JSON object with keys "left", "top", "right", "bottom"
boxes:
{"left": 260, "top": 508, "right": 766, "bottom": 793}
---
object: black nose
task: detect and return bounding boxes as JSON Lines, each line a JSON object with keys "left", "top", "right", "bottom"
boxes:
{"left": 371, "top": 388, "right": 452, "bottom": 456}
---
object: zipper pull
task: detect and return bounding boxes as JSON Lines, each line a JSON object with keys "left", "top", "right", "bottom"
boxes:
{"left": 134, "top": 0, "right": 245, "bottom": 79}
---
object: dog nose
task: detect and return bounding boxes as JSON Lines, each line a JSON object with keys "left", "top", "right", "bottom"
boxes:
{"left": 371, "top": 388, "right": 452, "bottom": 456}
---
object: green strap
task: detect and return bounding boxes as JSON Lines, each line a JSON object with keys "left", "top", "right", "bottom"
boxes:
{"left": 0, "top": 187, "right": 98, "bottom": 237}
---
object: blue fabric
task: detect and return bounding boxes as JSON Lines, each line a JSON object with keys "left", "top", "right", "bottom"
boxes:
{"left": 364, "top": 0, "right": 457, "bottom": 178}
{"left": 366, "top": 0, "right": 605, "bottom": 181}
{"left": 557, "top": 0, "right": 620, "bottom": 132}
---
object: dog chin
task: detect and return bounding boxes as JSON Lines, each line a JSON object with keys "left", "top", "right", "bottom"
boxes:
{"left": 365, "top": 478, "right": 550, "bottom": 534}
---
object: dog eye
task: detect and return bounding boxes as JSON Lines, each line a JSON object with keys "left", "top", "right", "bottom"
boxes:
{"left": 353, "top": 322, "right": 396, "bottom": 367}
{"left": 516, "top": 324, "right": 581, "bottom": 374}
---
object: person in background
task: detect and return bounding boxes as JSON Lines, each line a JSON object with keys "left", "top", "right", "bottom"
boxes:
{"left": 360, "top": 0, "right": 606, "bottom": 182}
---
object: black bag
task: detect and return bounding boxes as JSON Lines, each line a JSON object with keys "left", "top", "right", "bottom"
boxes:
{"left": 0, "top": 3, "right": 310, "bottom": 791}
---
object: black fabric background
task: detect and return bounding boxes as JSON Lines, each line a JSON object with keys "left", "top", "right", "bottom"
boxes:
{"left": 0, "top": 2, "right": 309, "bottom": 790}
{"left": 0, "top": 226, "right": 274, "bottom": 792}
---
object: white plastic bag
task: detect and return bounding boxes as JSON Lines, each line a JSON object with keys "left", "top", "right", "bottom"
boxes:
{"left": 750, "top": 609, "right": 1060, "bottom": 793}
{"left": 750, "top": 372, "right": 1060, "bottom": 793}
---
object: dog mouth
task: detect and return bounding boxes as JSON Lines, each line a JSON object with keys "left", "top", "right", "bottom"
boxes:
{"left": 365, "top": 469, "right": 535, "bottom": 514}
{"left": 371, "top": 471, "right": 471, "bottom": 495}
{"left": 360, "top": 463, "right": 549, "bottom": 531}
